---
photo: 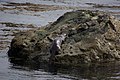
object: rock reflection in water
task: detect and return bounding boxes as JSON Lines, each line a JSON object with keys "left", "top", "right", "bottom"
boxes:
{"left": 9, "top": 57, "right": 120, "bottom": 80}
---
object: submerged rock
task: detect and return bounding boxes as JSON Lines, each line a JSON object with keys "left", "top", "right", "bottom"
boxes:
{"left": 8, "top": 10, "right": 120, "bottom": 65}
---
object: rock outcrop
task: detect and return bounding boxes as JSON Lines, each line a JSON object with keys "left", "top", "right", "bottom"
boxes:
{"left": 8, "top": 10, "right": 120, "bottom": 65}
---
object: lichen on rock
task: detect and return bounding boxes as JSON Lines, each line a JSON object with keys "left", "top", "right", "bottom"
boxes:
{"left": 8, "top": 10, "right": 120, "bottom": 65}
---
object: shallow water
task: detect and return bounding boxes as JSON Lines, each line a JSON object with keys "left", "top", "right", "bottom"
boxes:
{"left": 1, "top": 0, "right": 120, "bottom": 6}
{"left": 0, "top": 0, "right": 120, "bottom": 80}
{"left": 0, "top": 10, "right": 71, "bottom": 26}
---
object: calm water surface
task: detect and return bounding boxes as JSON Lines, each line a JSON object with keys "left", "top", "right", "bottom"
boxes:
{"left": 0, "top": 0, "right": 120, "bottom": 80}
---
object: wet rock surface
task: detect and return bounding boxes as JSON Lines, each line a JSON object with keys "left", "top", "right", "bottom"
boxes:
{"left": 8, "top": 10, "right": 120, "bottom": 65}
